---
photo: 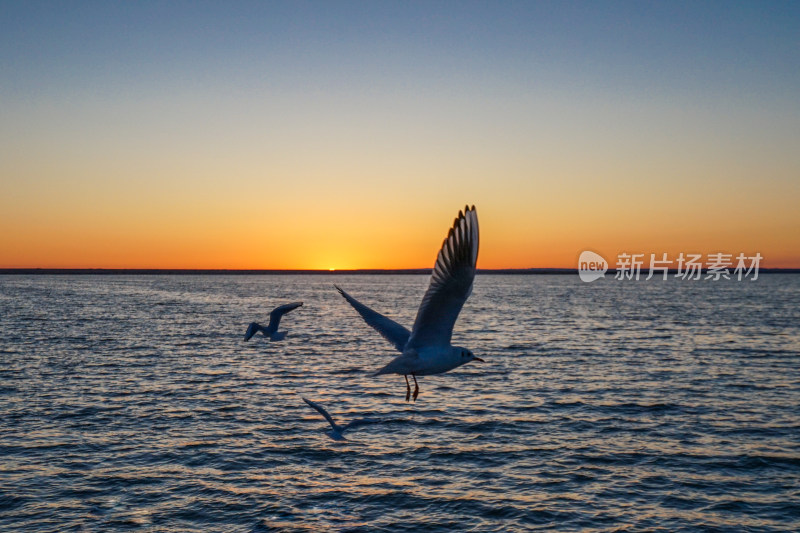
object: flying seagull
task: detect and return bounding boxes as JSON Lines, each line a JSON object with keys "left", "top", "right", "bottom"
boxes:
{"left": 302, "top": 397, "right": 379, "bottom": 441}
{"left": 244, "top": 302, "right": 303, "bottom": 341}
{"left": 335, "top": 205, "right": 483, "bottom": 402}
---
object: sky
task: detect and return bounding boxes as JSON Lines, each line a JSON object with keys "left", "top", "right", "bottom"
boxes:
{"left": 1, "top": 1, "right": 798, "bottom": 269}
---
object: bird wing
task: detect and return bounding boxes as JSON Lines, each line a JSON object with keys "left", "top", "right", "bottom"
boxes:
{"left": 266, "top": 301, "right": 303, "bottom": 333}
{"left": 407, "top": 205, "right": 479, "bottom": 349}
{"left": 302, "top": 397, "right": 337, "bottom": 430}
{"left": 342, "top": 418, "right": 380, "bottom": 432}
{"left": 335, "top": 285, "right": 410, "bottom": 352}
{"left": 243, "top": 322, "right": 260, "bottom": 341}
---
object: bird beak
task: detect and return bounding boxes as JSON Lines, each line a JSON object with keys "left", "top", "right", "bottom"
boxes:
{"left": 474, "top": 356, "right": 485, "bottom": 362}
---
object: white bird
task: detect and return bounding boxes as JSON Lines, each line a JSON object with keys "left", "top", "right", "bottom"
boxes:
{"left": 244, "top": 302, "right": 303, "bottom": 341}
{"left": 302, "top": 397, "right": 379, "bottom": 441}
{"left": 336, "top": 205, "right": 483, "bottom": 402}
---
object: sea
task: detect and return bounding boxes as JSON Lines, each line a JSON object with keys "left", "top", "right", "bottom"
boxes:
{"left": 1, "top": 273, "right": 798, "bottom": 532}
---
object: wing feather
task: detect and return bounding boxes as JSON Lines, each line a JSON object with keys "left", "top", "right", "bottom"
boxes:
{"left": 335, "top": 286, "right": 410, "bottom": 352}
{"left": 407, "top": 205, "right": 478, "bottom": 348}
{"left": 302, "top": 397, "right": 337, "bottom": 430}
{"left": 267, "top": 301, "right": 303, "bottom": 333}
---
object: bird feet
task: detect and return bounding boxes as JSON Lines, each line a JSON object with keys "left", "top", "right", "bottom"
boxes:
{"left": 404, "top": 375, "right": 420, "bottom": 402}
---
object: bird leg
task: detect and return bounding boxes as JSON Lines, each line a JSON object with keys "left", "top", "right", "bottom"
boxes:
{"left": 412, "top": 374, "right": 419, "bottom": 402}
{"left": 404, "top": 375, "right": 411, "bottom": 402}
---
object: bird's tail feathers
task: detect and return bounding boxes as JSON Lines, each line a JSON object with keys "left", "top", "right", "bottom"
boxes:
{"left": 373, "top": 361, "right": 397, "bottom": 377}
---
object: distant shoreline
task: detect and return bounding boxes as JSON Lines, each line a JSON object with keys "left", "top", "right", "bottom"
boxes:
{"left": 1, "top": 268, "right": 799, "bottom": 275}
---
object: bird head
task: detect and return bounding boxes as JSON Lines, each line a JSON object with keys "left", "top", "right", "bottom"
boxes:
{"left": 454, "top": 346, "right": 484, "bottom": 364}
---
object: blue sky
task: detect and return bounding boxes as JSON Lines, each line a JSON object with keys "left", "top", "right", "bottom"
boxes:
{"left": 3, "top": 1, "right": 797, "bottom": 95}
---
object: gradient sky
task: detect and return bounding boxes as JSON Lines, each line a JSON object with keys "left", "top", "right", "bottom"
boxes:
{"left": 1, "top": 1, "right": 798, "bottom": 269}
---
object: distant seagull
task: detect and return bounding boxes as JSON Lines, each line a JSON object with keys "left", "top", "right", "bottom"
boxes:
{"left": 302, "top": 397, "right": 379, "bottom": 441}
{"left": 336, "top": 205, "right": 483, "bottom": 402}
{"left": 244, "top": 302, "right": 303, "bottom": 341}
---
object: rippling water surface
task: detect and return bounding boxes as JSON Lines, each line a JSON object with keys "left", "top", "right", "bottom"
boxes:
{"left": 1, "top": 274, "right": 799, "bottom": 532}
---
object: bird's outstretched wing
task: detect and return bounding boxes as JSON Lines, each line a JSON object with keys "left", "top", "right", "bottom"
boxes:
{"left": 244, "top": 322, "right": 261, "bottom": 341}
{"left": 302, "top": 397, "right": 337, "bottom": 430}
{"left": 407, "top": 205, "right": 479, "bottom": 349}
{"left": 335, "top": 286, "right": 410, "bottom": 352}
{"left": 267, "top": 301, "right": 303, "bottom": 333}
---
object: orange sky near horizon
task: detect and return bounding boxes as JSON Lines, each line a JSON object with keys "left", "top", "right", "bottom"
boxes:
{"left": 2, "top": 119, "right": 798, "bottom": 269}
{"left": 2, "top": 189, "right": 798, "bottom": 269}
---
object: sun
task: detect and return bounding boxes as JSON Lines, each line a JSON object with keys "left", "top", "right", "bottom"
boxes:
{"left": 328, "top": 267, "right": 336, "bottom": 271}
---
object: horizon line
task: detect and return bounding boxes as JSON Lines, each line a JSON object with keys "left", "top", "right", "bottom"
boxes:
{"left": 2, "top": 267, "right": 799, "bottom": 275}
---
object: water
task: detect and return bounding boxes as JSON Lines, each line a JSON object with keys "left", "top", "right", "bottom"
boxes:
{"left": 1, "top": 274, "right": 798, "bottom": 532}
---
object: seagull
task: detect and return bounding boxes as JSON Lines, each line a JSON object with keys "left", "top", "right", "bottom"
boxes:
{"left": 302, "top": 397, "right": 379, "bottom": 441}
{"left": 335, "top": 205, "right": 483, "bottom": 402}
{"left": 244, "top": 302, "right": 303, "bottom": 341}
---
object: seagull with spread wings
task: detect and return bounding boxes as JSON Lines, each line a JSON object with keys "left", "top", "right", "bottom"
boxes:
{"left": 302, "top": 397, "right": 379, "bottom": 441}
{"left": 336, "top": 205, "right": 483, "bottom": 402}
{"left": 244, "top": 302, "right": 303, "bottom": 341}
